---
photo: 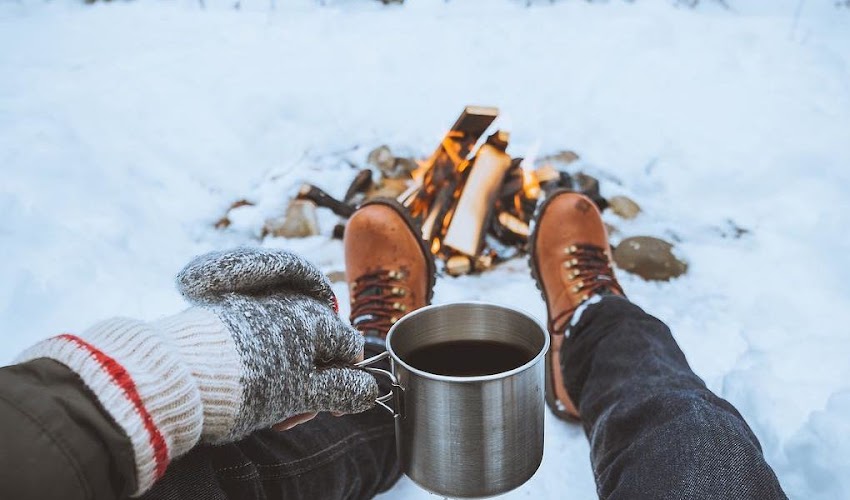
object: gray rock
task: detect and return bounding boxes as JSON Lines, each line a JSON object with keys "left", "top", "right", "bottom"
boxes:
{"left": 609, "top": 195, "right": 641, "bottom": 220}
{"left": 540, "top": 150, "right": 580, "bottom": 166}
{"left": 367, "top": 145, "right": 417, "bottom": 179}
{"left": 326, "top": 271, "right": 347, "bottom": 283}
{"left": 263, "top": 200, "right": 319, "bottom": 238}
{"left": 613, "top": 236, "right": 687, "bottom": 281}
{"left": 573, "top": 172, "right": 603, "bottom": 205}
{"left": 367, "top": 145, "right": 396, "bottom": 173}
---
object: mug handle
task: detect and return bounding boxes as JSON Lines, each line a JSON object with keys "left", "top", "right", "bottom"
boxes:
{"left": 355, "top": 351, "right": 402, "bottom": 417}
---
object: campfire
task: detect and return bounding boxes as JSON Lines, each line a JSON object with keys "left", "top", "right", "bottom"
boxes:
{"left": 298, "top": 106, "right": 607, "bottom": 275}
{"left": 215, "top": 106, "right": 689, "bottom": 282}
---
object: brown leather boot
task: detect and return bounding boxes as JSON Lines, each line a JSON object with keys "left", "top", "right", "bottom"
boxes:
{"left": 345, "top": 199, "right": 435, "bottom": 341}
{"left": 529, "top": 190, "right": 624, "bottom": 421}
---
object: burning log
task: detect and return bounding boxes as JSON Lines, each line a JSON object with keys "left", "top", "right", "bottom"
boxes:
{"left": 399, "top": 107, "right": 553, "bottom": 274}
{"left": 496, "top": 212, "right": 529, "bottom": 238}
{"left": 420, "top": 187, "right": 454, "bottom": 253}
{"left": 406, "top": 106, "right": 499, "bottom": 241}
{"left": 442, "top": 131, "right": 512, "bottom": 257}
{"left": 486, "top": 159, "right": 540, "bottom": 248}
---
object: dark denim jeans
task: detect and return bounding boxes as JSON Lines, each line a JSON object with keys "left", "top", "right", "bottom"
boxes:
{"left": 141, "top": 297, "right": 786, "bottom": 500}
{"left": 564, "top": 296, "right": 786, "bottom": 499}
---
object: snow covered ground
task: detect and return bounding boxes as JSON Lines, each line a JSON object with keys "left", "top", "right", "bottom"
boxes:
{"left": 1, "top": 0, "right": 849, "bottom": 498}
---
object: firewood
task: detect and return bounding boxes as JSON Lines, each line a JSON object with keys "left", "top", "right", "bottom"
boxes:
{"left": 344, "top": 169, "right": 373, "bottom": 203}
{"left": 442, "top": 132, "right": 514, "bottom": 256}
{"left": 409, "top": 106, "right": 498, "bottom": 224}
{"left": 297, "top": 184, "right": 355, "bottom": 218}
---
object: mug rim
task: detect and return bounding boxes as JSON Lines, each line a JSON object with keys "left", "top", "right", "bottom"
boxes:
{"left": 384, "top": 301, "right": 550, "bottom": 384}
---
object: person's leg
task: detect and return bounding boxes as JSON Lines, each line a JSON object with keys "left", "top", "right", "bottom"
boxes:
{"left": 563, "top": 297, "right": 787, "bottom": 499}
{"left": 530, "top": 190, "right": 786, "bottom": 499}
{"left": 140, "top": 344, "right": 399, "bottom": 500}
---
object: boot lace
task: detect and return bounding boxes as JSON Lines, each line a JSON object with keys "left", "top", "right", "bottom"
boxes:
{"left": 350, "top": 269, "right": 410, "bottom": 338}
{"left": 551, "top": 243, "right": 623, "bottom": 333}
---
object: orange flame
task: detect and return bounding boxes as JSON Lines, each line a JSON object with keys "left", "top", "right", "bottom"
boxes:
{"left": 411, "top": 159, "right": 430, "bottom": 182}
{"left": 521, "top": 168, "right": 541, "bottom": 199}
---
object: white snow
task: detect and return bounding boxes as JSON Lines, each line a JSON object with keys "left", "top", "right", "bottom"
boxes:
{"left": 1, "top": 0, "right": 849, "bottom": 498}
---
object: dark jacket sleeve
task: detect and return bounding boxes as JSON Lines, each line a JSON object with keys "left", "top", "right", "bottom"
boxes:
{"left": 0, "top": 358, "right": 136, "bottom": 500}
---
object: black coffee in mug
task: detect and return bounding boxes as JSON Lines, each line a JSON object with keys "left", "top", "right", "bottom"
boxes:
{"left": 405, "top": 340, "right": 533, "bottom": 377}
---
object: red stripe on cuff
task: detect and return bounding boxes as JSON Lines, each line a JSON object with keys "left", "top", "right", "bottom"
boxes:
{"left": 57, "top": 333, "right": 170, "bottom": 480}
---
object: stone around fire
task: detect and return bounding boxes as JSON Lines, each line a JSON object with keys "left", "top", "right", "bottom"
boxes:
{"left": 613, "top": 236, "right": 687, "bottom": 281}
{"left": 367, "top": 145, "right": 395, "bottom": 173}
{"left": 326, "top": 271, "right": 347, "bottom": 283}
{"left": 367, "top": 144, "right": 417, "bottom": 180}
{"left": 263, "top": 199, "right": 320, "bottom": 238}
{"left": 608, "top": 195, "right": 641, "bottom": 220}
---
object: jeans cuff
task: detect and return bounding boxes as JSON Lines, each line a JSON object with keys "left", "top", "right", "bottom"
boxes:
{"left": 566, "top": 294, "right": 634, "bottom": 338}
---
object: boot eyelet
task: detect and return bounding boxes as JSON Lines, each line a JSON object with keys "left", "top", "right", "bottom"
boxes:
{"left": 393, "top": 303, "right": 407, "bottom": 312}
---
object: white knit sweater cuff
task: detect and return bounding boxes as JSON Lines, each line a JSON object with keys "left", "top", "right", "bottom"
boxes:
{"left": 16, "top": 318, "right": 203, "bottom": 496}
{"left": 154, "top": 308, "right": 244, "bottom": 443}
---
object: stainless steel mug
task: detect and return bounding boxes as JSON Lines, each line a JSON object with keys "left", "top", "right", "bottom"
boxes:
{"left": 356, "top": 302, "right": 549, "bottom": 498}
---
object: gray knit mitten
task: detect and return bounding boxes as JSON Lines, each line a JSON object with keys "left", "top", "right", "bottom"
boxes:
{"left": 174, "top": 248, "right": 378, "bottom": 442}
{"left": 16, "top": 248, "right": 377, "bottom": 496}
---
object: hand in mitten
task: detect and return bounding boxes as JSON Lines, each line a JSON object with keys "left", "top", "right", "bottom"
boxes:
{"left": 172, "top": 247, "right": 378, "bottom": 442}
{"left": 16, "top": 248, "right": 377, "bottom": 495}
